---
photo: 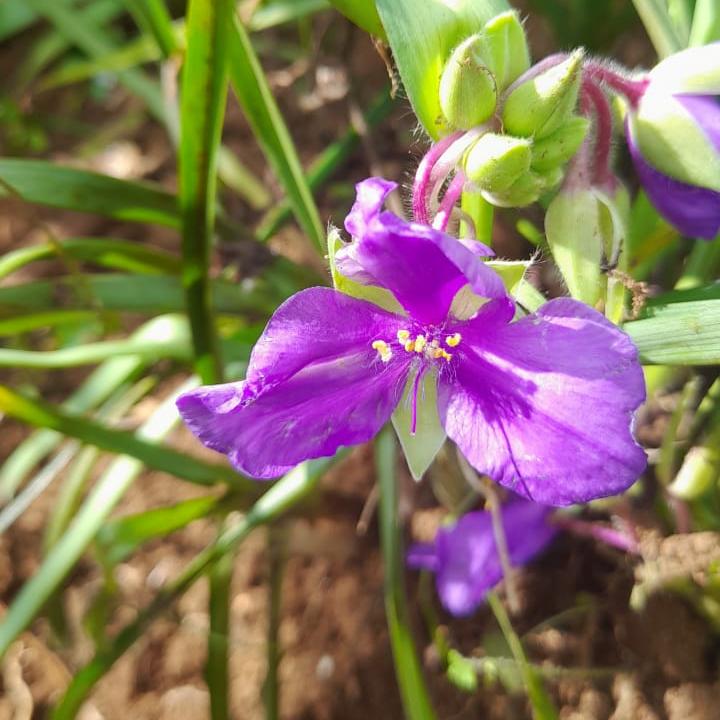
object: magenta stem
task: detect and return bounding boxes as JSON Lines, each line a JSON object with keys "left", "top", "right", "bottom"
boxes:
{"left": 432, "top": 171, "right": 466, "bottom": 232}
{"left": 583, "top": 61, "right": 649, "bottom": 107}
{"left": 412, "top": 132, "right": 462, "bottom": 223}
{"left": 581, "top": 78, "right": 615, "bottom": 187}
{"left": 553, "top": 515, "right": 640, "bottom": 554}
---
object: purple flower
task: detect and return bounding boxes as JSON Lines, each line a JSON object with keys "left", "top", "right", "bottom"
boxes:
{"left": 626, "top": 44, "right": 720, "bottom": 239}
{"left": 177, "top": 178, "right": 646, "bottom": 506}
{"left": 407, "top": 497, "right": 557, "bottom": 616}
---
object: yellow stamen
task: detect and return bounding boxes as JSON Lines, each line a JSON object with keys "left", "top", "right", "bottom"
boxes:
{"left": 372, "top": 339, "right": 393, "bottom": 363}
{"left": 431, "top": 348, "right": 452, "bottom": 361}
{"left": 413, "top": 335, "right": 427, "bottom": 353}
{"left": 445, "top": 332, "right": 462, "bottom": 347}
{"left": 397, "top": 329, "right": 411, "bottom": 343}
{"left": 403, "top": 339, "right": 414, "bottom": 353}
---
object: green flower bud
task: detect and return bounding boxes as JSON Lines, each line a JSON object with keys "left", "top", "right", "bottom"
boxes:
{"left": 463, "top": 133, "right": 532, "bottom": 192}
{"left": 502, "top": 49, "right": 585, "bottom": 139}
{"left": 439, "top": 34, "right": 497, "bottom": 130}
{"left": 545, "top": 185, "right": 628, "bottom": 313}
{"left": 530, "top": 116, "right": 590, "bottom": 172}
{"left": 480, "top": 10, "right": 531, "bottom": 91}
{"left": 633, "top": 91, "right": 720, "bottom": 192}
{"left": 484, "top": 171, "right": 546, "bottom": 207}
{"left": 648, "top": 44, "right": 720, "bottom": 95}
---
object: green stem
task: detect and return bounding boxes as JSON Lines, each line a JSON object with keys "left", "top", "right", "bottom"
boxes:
{"left": 263, "top": 526, "right": 285, "bottom": 720}
{"left": 50, "top": 457, "right": 332, "bottom": 719}
{"left": 207, "top": 548, "right": 233, "bottom": 720}
{"left": 375, "top": 429, "right": 437, "bottom": 720}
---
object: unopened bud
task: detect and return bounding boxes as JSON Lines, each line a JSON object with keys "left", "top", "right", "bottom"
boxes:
{"left": 502, "top": 49, "right": 585, "bottom": 138}
{"left": 480, "top": 11, "right": 530, "bottom": 90}
{"left": 648, "top": 42, "right": 720, "bottom": 94}
{"left": 463, "top": 133, "right": 532, "bottom": 192}
{"left": 484, "top": 171, "right": 546, "bottom": 207}
{"left": 530, "top": 116, "right": 590, "bottom": 172}
{"left": 439, "top": 34, "right": 497, "bottom": 130}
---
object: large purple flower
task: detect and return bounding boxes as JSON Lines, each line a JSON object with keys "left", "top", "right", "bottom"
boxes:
{"left": 626, "top": 44, "right": 720, "bottom": 239}
{"left": 177, "top": 178, "right": 646, "bottom": 506}
{"left": 408, "top": 497, "right": 557, "bottom": 616}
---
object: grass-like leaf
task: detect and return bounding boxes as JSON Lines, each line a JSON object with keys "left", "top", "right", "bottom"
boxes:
{"left": 228, "top": 16, "right": 325, "bottom": 251}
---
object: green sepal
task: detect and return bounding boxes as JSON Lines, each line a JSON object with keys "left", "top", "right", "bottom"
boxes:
{"left": 376, "top": 0, "right": 510, "bottom": 138}
{"left": 327, "top": 227, "right": 401, "bottom": 312}
{"left": 633, "top": 92, "right": 720, "bottom": 192}
{"left": 481, "top": 10, "right": 530, "bottom": 90}
{"left": 502, "top": 49, "right": 585, "bottom": 139}
{"left": 530, "top": 116, "right": 590, "bottom": 172}
{"left": 483, "top": 171, "right": 545, "bottom": 207}
{"left": 463, "top": 133, "right": 532, "bottom": 192}
{"left": 392, "top": 370, "right": 446, "bottom": 481}
{"left": 485, "top": 259, "right": 531, "bottom": 295}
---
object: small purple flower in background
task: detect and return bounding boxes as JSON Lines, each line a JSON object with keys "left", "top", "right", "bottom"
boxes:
{"left": 177, "top": 177, "right": 646, "bottom": 506}
{"left": 622, "top": 43, "right": 720, "bottom": 239}
{"left": 408, "top": 497, "right": 557, "bottom": 616}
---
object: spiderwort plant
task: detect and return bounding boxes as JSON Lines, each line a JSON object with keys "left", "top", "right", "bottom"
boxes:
{"left": 408, "top": 496, "right": 556, "bottom": 616}
{"left": 177, "top": 178, "right": 647, "bottom": 507}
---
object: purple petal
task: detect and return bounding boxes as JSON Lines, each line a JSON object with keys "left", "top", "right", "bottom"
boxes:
{"left": 337, "top": 178, "right": 508, "bottom": 325}
{"left": 628, "top": 124, "right": 720, "bottom": 240}
{"left": 416, "top": 499, "right": 556, "bottom": 617}
{"left": 177, "top": 287, "right": 410, "bottom": 478}
{"left": 675, "top": 95, "right": 720, "bottom": 154}
{"left": 438, "top": 298, "right": 647, "bottom": 506}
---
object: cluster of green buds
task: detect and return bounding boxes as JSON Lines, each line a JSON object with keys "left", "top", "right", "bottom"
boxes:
{"left": 437, "top": 12, "right": 589, "bottom": 207}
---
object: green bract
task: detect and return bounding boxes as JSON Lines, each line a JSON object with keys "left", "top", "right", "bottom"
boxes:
{"left": 530, "top": 116, "right": 590, "bottom": 172}
{"left": 463, "top": 133, "right": 532, "bottom": 192}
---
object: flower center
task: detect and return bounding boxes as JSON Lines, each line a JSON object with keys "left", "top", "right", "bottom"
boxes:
{"left": 371, "top": 328, "right": 461, "bottom": 364}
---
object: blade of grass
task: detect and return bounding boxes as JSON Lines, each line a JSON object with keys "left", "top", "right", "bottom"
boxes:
{"left": 263, "top": 526, "right": 285, "bottom": 720}
{"left": 0, "top": 311, "right": 100, "bottom": 337}
{"left": 248, "top": 0, "right": 329, "bottom": 31}
{"left": 0, "top": 238, "right": 180, "bottom": 279}
{"left": 50, "top": 455, "right": 334, "bottom": 718}
{"left": 486, "top": 592, "right": 558, "bottom": 720}
{"left": 126, "top": 0, "right": 179, "bottom": 58}
{"left": 632, "top": 0, "right": 683, "bottom": 56}
{"left": 255, "top": 90, "right": 394, "bottom": 242}
{"left": 26, "top": 0, "right": 167, "bottom": 120}
{"left": 0, "top": 379, "right": 196, "bottom": 658}
{"left": 179, "top": 0, "right": 233, "bottom": 384}
{"left": 0, "top": 384, "right": 251, "bottom": 489}
{"left": 375, "top": 428, "right": 437, "bottom": 720}
{"left": 0, "top": 159, "right": 178, "bottom": 226}
{"left": 228, "top": 15, "right": 325, "bottom": 252}
{"left": 207, "top": 545, "right": 233, "bottom": 720}
{"left": 0, "top": 273, "right": 284, "bottom": 316}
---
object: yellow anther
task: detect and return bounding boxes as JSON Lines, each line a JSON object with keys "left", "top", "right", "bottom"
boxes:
{"left": 445, "top": 332, "right": 462, "bottom": 347}
{"left": 431, "top": 347, "right": 452, "bottom": 361}
{"left": 413, "top": 335, "right": 427, "bottom": 353}
{"left": 440, "top": 349, "right": 453, "bottom": 361}
{"left": 403, "top": 339, "right": 414, "bottom": 353}
{"left": 372, "top": 339, "right": 393, "bottom": 363}
{"left": 397, "top": 329, "right": 411, "bottom": 343}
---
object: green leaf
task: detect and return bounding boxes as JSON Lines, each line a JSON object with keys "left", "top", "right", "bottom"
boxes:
{"left": 180, "top": 0, "right": 233, "bottom": 385}
{"left": 249, "top": 0, "right": 331, "bottom": 31}
{"left": 0, "top": 238, "right": 180, "bottom": 280}
{"left": 376, "top": 429, "right": 437, "bottom": 720}
{"left": 624, "top": 298, "right": 720, "bottom": 365}
{"left": 0, "top": 0, "right": 37, "bottom": 42}
{"left": 326, "top": 0, "right": 385, "bottom": 37}
{"left": 0, "top": 384, "right": 252, "bottom": 489}
{"left": 0, "top": 273, "right": 283, "bottom": 316}
{"left": 126, "top": 0, "right": 179, "bottom": 58}
{"left": 690, "top": 0, "right": 720, "bottom": 45}
{"left": 375, "top": 0, "right": 509, "bottom": 138}
{"left": 97, "top": 496, "right": 221, "bottom": 565}
{"left": 0, "top": 159, "right": 178, "bottom": 226}
{"left": 228, "top": 17, "right": 325, "bottom": 251}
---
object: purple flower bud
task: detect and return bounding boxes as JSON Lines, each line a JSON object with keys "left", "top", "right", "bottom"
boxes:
{"left": 407, "top": 497, "right": 557, "bottom": 616}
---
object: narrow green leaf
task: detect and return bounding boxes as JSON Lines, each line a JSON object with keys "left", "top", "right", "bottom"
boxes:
{"left": 50, "top": 456, "right": 333, "bottom": 717}
{"left": 690, "top": 0, "right": 720, "bottom": 45}
{"left": 376, "top": 429, "right": 437, "bottom": 720}
{"left": 249, "top": 0, "right": 330, "bottom": 31}
{"left": 0, "top": 273, "right": 283, "bottom": 316}
{"left": 625, "top": 299, "right": 720, "bottom": 365}
{"left": 0, "top": 384, "right": 250, "bottom": 489}
{"left": 207, "top": 547, "right": 232, "bottom": 720}
{"left": 0, "top": 159, "right": 178, "bottom": 226}
{"left": 0, "top": 238, "right": 180, "bottom": 280}
{"left": 180, "top": 0, "right": 233, "bottom": 384}
{"left": 631, "top": 0, "right": 683, "bottom": 57}
{"left": 0, "top": 311, "right": 99, "bottom": 337}
{"left": 375, "top": 0, "right": 508, "bottom": 138}
{"left": 0, "top": 0, "right": 37, "bottom": 42}
{"left": 326, "top": 0, "right": 385, "bottom": 37}
{"left": 228, "top": 16, "right": 325, "bottom": 251}
{"left": 126, "top": 0, "right": 179, "bottom": 58}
